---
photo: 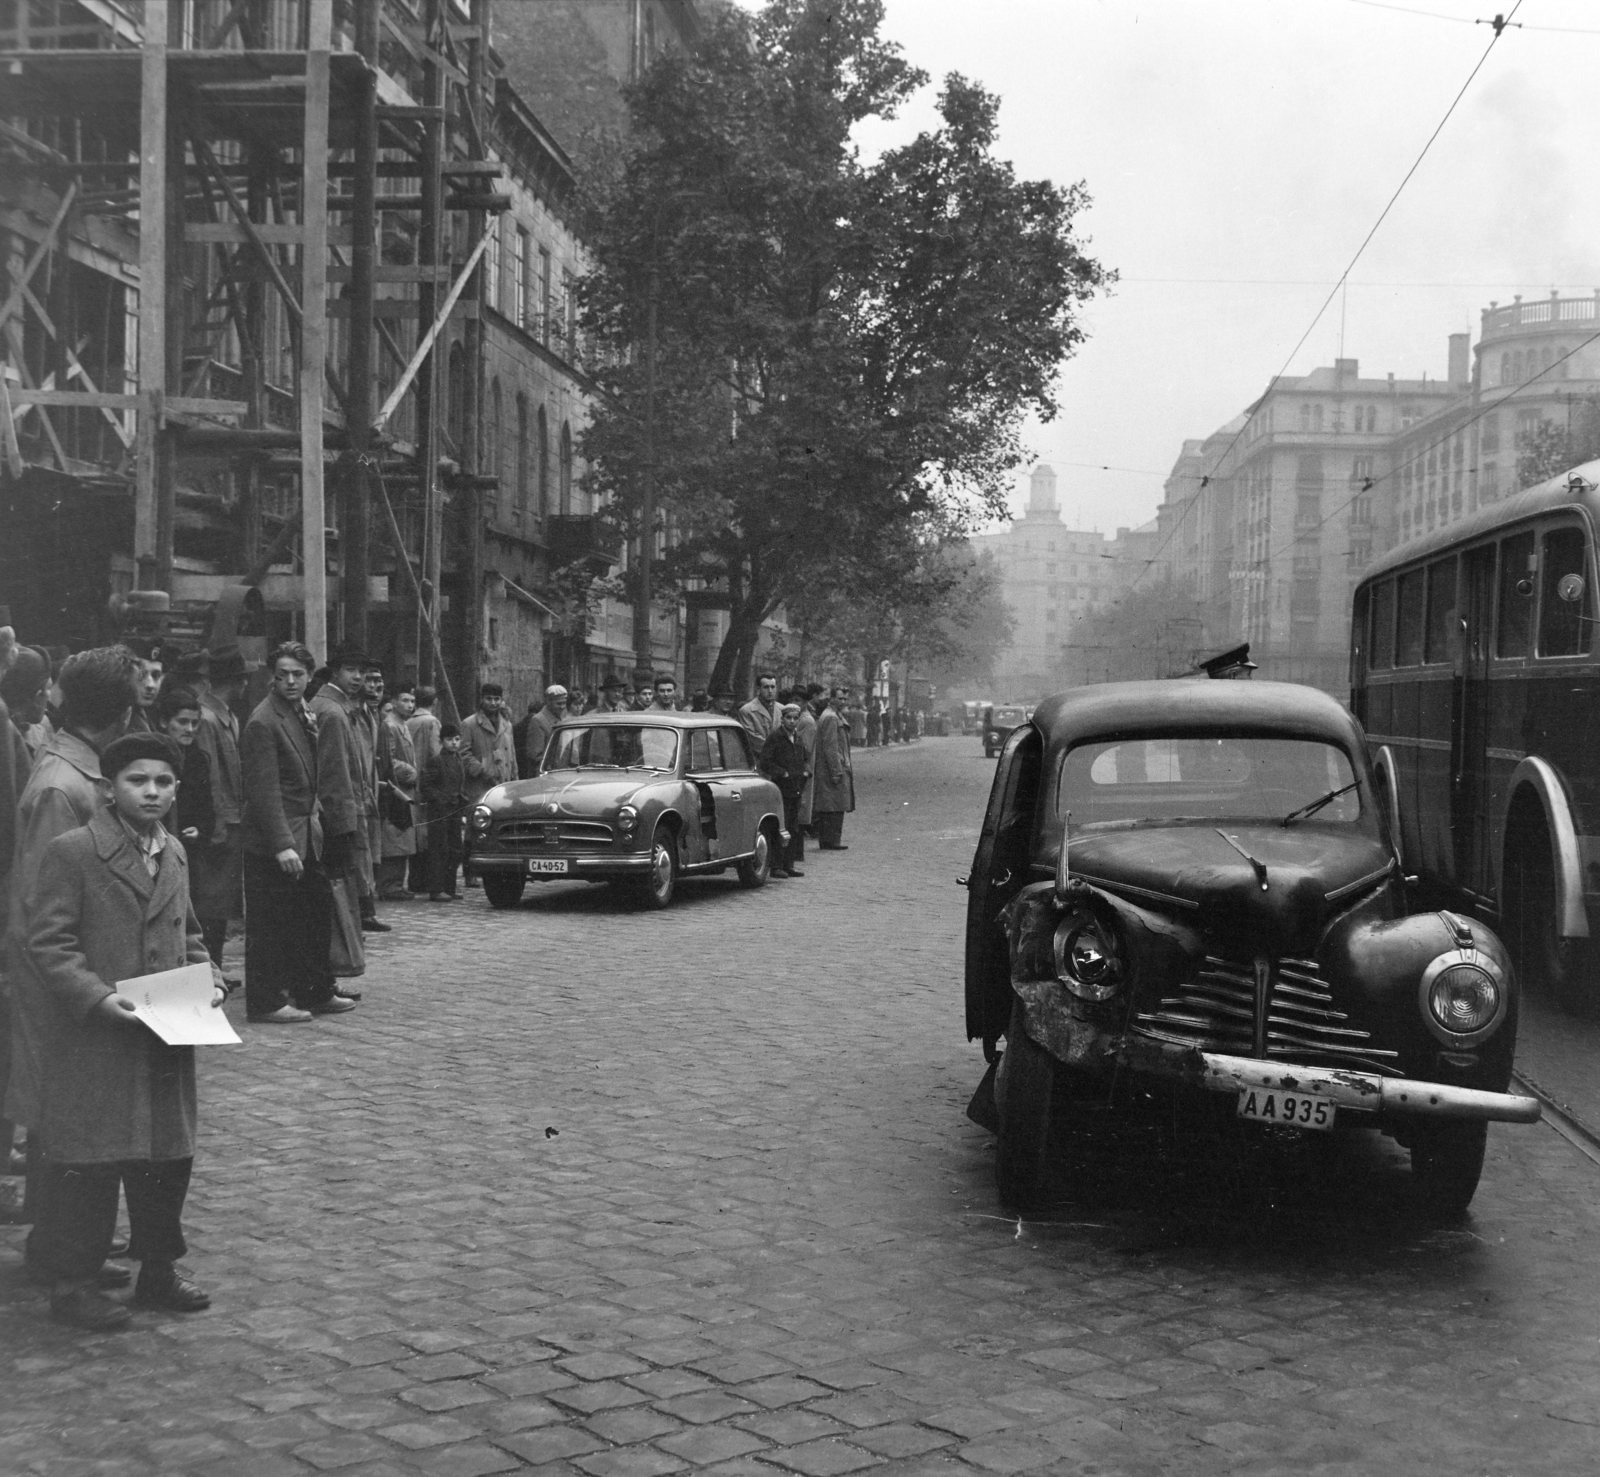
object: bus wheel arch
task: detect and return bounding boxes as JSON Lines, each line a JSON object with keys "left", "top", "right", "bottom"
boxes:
{"left": 1501, "top": 759, "right": 1594, "bottom": 1015}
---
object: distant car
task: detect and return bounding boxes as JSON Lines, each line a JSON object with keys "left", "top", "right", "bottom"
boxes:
{"left": 982, "top": 704, "right": 1029, "bottom": 758}
{"left": 468, "top": 713, "right": 788, "bottom": 910}
{"left": 964, "top": 680, "right": 1540, "bottom": 1216}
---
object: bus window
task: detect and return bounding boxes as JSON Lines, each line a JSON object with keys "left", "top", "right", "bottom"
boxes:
{"left": 1496, "top": 531, "right": 1536, "bottom": 657}
{"left": 1425, "top": 557, "right": 1458, "bottom": 663}
{"left": 1396, "top": 568, "right": 1425, "bottom": 666}
{"left": 1371, "top": 579, "right": 1395, "bottom": 669}
{"left": 1538, "top": 526, "right": 1593, "bottom": 657}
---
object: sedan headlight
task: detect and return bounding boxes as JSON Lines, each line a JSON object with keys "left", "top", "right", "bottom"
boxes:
{"left": 616, "top": 805, "right": 639, "bottom": 835}
{"left": 1419, "top": 947, "right": 1506, "bottom": 1046}
{"left": 1054, "top": 916, "right": 1121, "bottom": 1001}
{"left": 471, "top": 804, "right": 492, "bottom": 836}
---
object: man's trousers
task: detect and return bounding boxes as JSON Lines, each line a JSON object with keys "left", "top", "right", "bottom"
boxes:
{"left": 28, "top": 1157, "right": 192, "bottom": 1280}
{"left": 243, "top": 852, "right": 336, "bottom": 1014}
{"left": 816, "top": 810, "right": 846, "bottom": 848}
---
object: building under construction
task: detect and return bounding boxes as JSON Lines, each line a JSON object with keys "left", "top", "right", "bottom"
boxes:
{"left": 1, "top": 0, "right": 697, "bottom": 713}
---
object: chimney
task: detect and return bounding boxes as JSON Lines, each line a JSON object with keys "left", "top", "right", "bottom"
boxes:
{"left": 1448, "top": 333, "right": 1470, "bottom": 386}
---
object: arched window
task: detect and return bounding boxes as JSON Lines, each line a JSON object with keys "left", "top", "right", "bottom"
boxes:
{"left": 1513, "top": 351, "right": 1525, "bottom": 383}
{"left": 516, "top": 393, "right": 530, "bottom": 517}
{"left": 487, "top": 379, "right": 503, "bottom": 520}
{"left": 559, "top": 421, "right": 573, "bottom": 514}
{"left": 536, "top": 405, "right": 550, "bottom": 517}
{"left": 1541, "top": 345, "right": 1554, "bottom": 372}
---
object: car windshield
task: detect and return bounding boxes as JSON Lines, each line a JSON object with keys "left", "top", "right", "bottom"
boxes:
{"left": 1045, "top": 735, "right": 1368, "bottom": 837}
{"left": 544, "top": 725, "right": 678, "bottom": 772}
{"left": 994, "top": 707, "right": 1027, "bottom": 725}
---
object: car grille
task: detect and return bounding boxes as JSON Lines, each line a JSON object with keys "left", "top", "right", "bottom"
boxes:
{"left": 1134, "top": 954, "right": 1402, "bottom": 1076}
{"left": 495, "top": 820, "right": 614, "bottom": 850}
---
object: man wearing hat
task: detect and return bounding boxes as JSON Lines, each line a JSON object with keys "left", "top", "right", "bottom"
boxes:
{"left": 310, "top": 648, "right": 378, "bottom": 971}
{"left": 595, "top": 674, "right": 628, "bottom": 714}
{"left": 124, "top": 640, "right": 165, "bottom": 734}
{"left": 708, "top": 682, "right": 737, "bottom": 716}
{"left": 188, "top": 647, "right": 249, "bottom": 968}
{"left": 522, "top": 685, "right": 568, "bottom": 776}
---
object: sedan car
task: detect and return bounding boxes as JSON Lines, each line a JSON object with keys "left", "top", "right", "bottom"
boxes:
{"left": 982, "top": 703, "right": 1030, "bottom": 758}
{"left": 468, "top": 712, "right": 788, "bottom": 910}
{"left": 964, "top": 680, "right": 1540, "bottom": 1216}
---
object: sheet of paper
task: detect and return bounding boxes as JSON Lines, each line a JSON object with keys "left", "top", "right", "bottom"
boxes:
{"left": 117, "top": 962, "right": 241, "bottom": 1046}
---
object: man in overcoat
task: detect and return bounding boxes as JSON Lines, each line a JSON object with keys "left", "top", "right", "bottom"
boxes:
{"left": 758, "top": 704, "right": 809, "bottom": 877}
{"left": 521, "top": 684, "right": 568, "bottom": 776}
{"left": 795, "top": 684, "right": 822, "bottom": 836}
{"left": 21, "top": 732, "right": 224, "bottom": 1328}
{"left": 738, "top": 673, "right": 782, "bottom": 743}
{"left": 240, "top": 643, "right": 349, "bottom": 1022}
{"left": 813, "top": 685, "right": 856, "bottom": 850}
{"left": 310, "top": 650, "right": 380, "bottom": 953}
{"left": 461, "top": 683, "right": 517, "bottom": 805}
{"left": 192, "top": 647, "right": 247, "bottom": 966}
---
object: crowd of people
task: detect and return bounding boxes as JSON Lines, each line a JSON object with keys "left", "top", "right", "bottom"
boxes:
{"left": 0, "top": 623, "right": 909, "bottom": 1330}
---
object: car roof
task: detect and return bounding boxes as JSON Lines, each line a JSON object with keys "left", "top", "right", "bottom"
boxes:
{"left": 552, "top": 711, "right": 743, "bottom": 729}
{"left": 1031, "top": 680, "right": 1364, "bottom": 752}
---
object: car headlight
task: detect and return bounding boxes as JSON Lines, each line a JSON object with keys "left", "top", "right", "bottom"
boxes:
{"left": 1418, "top": 946, "right": 1506, "bottom": 1046}
{"left": 1054, "top": 916, "right": 1121, "bottom": 1001}
{"left": 471, "top": 805, "right": 492, "bottom": 835}
{"left": 616, "top": 805, "right": 638, "bottom": 835}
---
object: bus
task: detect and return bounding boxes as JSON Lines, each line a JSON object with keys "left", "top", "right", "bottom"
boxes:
{"left": 1351, "top": 459, "right": 1600, "bottom": 1014}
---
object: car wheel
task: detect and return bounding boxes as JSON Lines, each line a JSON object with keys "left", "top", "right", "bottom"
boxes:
{"left": 1506, "top": 823, "right": 1597, "bottom": 1016}
{"left": 482, "top": 873, "right": 525, "bottom": 910}
{"left": 737, "top": 826, "right": 772, "bottom": 888}
{"left": 1409, "top": 1120, "right": 1488, "bottom": 1221}
{"left": 635, "top": 828, "right": 678, "bottom": 910}
{"left": 994, "top": 997, "right": 1055, "bottom": 1210}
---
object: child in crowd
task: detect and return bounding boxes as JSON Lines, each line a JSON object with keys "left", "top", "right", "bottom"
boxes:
{"left": 157, "top": 684, "right": 214, "bottom": 865}
{"left": 420, "top": 724, "right": 467, "bottom": 901}
{"left": 21, "top": 732, "right": 226, "bottom": 1330}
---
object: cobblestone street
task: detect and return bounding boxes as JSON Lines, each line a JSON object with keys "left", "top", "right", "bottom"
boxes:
{"left": 4, "top": 737, "right": 1600, "bottom": 1477}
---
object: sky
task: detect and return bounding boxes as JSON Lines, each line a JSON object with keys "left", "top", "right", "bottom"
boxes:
{"left": 842, "top": 0, "right": 1600, "bottom": 536}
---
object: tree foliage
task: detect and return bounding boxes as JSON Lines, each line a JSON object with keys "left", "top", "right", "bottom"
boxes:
{"left": 1056, "top": 583, "right": 1229, "bottom": 687}
{"left": 1516, "top": 399, "right": 1600, "bottom": 490}
{"left": 577, "top": 0, "right": 1109, "bottom": 690}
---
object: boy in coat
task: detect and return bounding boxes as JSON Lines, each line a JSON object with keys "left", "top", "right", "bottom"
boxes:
{"left": 420, "top": 725, "right": 467, "bottom": 900}
{"left": 758, "top": 705, "right": 809, "bottom": 877}
{"left": 21, "top": 732, "right": 226, "bottom": 1330}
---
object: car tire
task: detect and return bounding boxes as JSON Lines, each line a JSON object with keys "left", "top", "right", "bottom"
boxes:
{"left": 482, "top": 873, "right": 525, "bottom": 910}
{"left": 737, "top": 826, "right": 772, "bottom": 888}
{"left": 1409, "top": 1120, "right": 1488, "bottom": 1221}
{"left": 635, "top": 828, "right": 678, "bottom": 910}
{"left": 994, "top": 997, "right": 1055, "bottom": 1210}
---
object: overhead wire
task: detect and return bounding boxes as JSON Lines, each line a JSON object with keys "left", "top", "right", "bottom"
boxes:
{"left": 1339, "top": 0, "right": 1600, "bottom": 34}
{"left": 1128, "top": 0, "right": 1524, "bottom": 590}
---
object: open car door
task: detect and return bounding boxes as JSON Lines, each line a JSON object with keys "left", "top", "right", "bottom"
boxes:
{"left": 965, "top": 721, "right": 1043, "bottom": 1048}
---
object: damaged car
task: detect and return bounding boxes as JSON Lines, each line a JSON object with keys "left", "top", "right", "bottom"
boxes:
{"left": 963, "top": 680, "right": 1541, "bottom": 1216}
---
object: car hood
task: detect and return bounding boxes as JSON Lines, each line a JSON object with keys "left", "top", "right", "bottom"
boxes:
{"left": 1066, "top": 824, "right": 1393, "bottom": 954}
{"left": 489, "top": 771, "right": 664, "bottom": 815}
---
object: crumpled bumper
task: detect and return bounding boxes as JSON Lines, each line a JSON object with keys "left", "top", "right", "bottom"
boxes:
{"left": 1122, "top": 1035, "right": 1541, "bottom": 1124}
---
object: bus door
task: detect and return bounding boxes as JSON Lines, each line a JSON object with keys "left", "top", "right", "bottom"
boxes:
{"left": 1452, "top": 542, "right": 1496, "bottom": 893}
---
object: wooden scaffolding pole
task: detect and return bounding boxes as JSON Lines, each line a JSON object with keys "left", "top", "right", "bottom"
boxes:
{"left": 134, "top": 0, "right": 167, "bottom": 588}
{"left": 300, "top": 0, "right": 332, "bottom": 658}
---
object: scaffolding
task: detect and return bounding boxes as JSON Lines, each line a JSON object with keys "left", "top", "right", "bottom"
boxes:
{"left": 1, "top": 0, "right": 506, "bottom": 703}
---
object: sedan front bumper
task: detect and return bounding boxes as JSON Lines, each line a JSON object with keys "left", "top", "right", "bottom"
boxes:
{"left": 471, "top": 853, "right": 654, "bottom": 876}
{"left": 1123, "top": 1037, "right": 1541, "bottom": 1124}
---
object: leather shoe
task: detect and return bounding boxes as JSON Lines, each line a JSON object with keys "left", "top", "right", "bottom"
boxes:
{"left": 248, "top": 1005, "right": 312, "bottom": 1024}
{"left": 309, "top": 997, "right": 357, "bottom": 1015}
{"left": 785, "top": 867, "right": 805, "bottom": 877}
{"left": 360, "top": 917, "right": 393, "bottom": 932}
{"left": 51, "top": 1285, "right": 132, "bottom": 1330}
{"left": 335, "top": 986, "right": 362, "bottom": 1001}
{"left": 133, "top": 1263, "right": 211, "bottom": 1312}
{"left": 820, "top": 843, "right": 849, "bottom": 850}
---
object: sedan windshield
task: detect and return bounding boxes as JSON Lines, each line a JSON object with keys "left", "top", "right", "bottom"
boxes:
{"left": 1050, "top": 735, "right": 1367, "bottom": 834}
{"left": 544, "top": 725, "right": 678, "bottom": 772}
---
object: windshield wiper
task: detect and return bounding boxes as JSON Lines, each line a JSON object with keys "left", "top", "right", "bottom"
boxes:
{"left": 1281, "top": 779, "right": 1360, "bottom": 826}
{"left": 1215, "top": 829, "right": 1268, "bottom": 890}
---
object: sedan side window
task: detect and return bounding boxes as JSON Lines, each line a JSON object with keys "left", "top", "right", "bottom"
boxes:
{"left": 720, "top": 727, "right": 753, "bottom": 770}
{"left": 689, "top": 730, "right": 714, "bottom": 772}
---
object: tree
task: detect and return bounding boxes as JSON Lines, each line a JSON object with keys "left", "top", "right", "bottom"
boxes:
{"left": 1516, "top": 398, "right": 1600, "bottom": 489}
{"left": 1057, "top": 583, "right": 1228, "bottom": 687}
{"left": 578, "top": 0, "right": 1109, "bottom": 692}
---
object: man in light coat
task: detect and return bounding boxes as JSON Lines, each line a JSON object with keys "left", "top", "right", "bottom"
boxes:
{"left": 462, "top": 683, "right": 517, "bottom": 804}
{"left": 405, "top": 685, "right": 442, "bottom": 894}
{"left": 310, "top": 649, "right": 381, "bottom": 947}
{"left": 813, "top": 685, "right": 856, "bottom": 850}
{"left": 795, "top": 683, "right": 823, "bottom": 837}
{"left": 738, "top": 673, "right": 782, "bottom": 743}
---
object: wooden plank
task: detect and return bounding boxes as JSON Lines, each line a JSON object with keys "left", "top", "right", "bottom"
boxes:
{"left": 0, "top": 183, "right": 77, "bottom": 335}
{"left": 326, "top": 299, "right": 422, "bottom": 320}
{"left": 326, "top": 263, "right": 449, "bottom": 283}
{"left": 300, "top": 0, "right": 331, "bottom": 659}
{"left": 167, "top": 396, "right": 248, "bottom": 416}
{"left": 10, "top": 388, "right": 139, "bottom": 408}
{"left": 134, "top": 0, "right": 166, "bottom": 578}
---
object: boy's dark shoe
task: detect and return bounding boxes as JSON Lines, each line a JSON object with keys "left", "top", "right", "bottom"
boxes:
{"left": 133, "top": 1262, "right": 211, "bottom": 1312}
{"left": 335, "top": 986, "right": 362, "bottom": 1000}
{"left": 360, "top": 917, "right": 392, "bottom": 933}
{"left": 248, "top": 1005, "right": 311, "bottom": 1024}
{"left": 785, "top": 867, "right": 805, "bottom": 878}
{"left": 308, "top": 997, "right": 356, "bottom": 1015}
{"left": 51, "top": 1285, "right": 132, "bottom": 1330}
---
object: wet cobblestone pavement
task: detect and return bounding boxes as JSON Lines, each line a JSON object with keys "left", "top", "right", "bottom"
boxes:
{"left": 3, "top": 737, "right": 1599, "bottom": 1476}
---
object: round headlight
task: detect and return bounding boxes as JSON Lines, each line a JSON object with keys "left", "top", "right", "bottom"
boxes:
{"left": 1054, "top": 918, "right": 1121, "bottom": 1002}
{"left": 471, "top": 804, "right": 492, "bottom": 834}
{"left": 1418, "top": 946, "right": 1507, "bottom": 1046}
{"left": 617, "top": 805, "right": 639, "bottom": 833}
